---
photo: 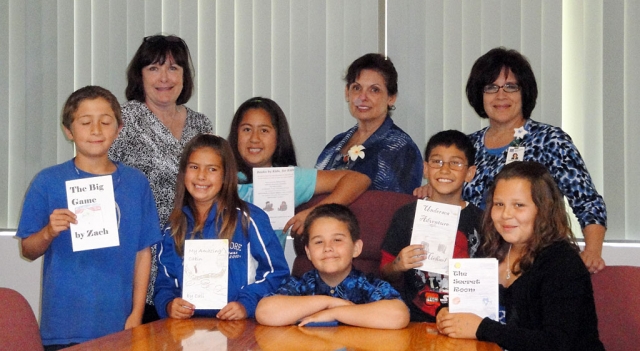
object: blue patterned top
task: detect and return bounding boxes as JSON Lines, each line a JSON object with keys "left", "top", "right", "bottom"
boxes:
{"left": 464, "top": 119, "right": 607, "bottom": 229}
{"left": 275, "top": 268, "right": 402, "bottom": 303}
{"left": 315, "top": 116, "right": 423, "bottom": 195}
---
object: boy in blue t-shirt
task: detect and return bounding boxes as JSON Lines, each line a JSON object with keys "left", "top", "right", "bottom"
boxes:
{"left": 380, "top": 130, "right": 483, "bottom": 322}
{"left": 16, "top": 86, "right": 161, "bottom": 350}
{"left": 255, "top": 204, "right": 410, "bottom": 329}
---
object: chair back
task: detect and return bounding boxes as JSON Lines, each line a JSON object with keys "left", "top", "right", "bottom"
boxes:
{"left": 591, "top": 265, "right": 640, "bottom": 351}
{"left": 0, "top": 287, "right": 43, "bottom": 351}
{"left": 291, "top": 190, "right": 415, "bottom": 278}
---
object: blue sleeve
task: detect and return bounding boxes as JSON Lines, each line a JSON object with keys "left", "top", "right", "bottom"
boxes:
{"left": 154, "top": 228, "right": 182, "bottom": 319}
{"left": 381, "top": 139, "right": 423, "bottom": 195}
{"left": 293, "top": 167, "right": 317, "bottom": 206}
{"left": 539, "top": 129, "right": 607, "bottom": 228}
{"left": 360, "top": 277, "right": 402, "bottom": 303}
{"left": 16, "top": 173, "right": 55, "bottom": 239}
{"left": 274, "top": 275, "right": 307, "bottom": 296}
{"left": 235, "top": 208, "right": 290, "bottom": 317}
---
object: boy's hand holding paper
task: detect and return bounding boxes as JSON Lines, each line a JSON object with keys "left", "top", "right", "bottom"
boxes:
{"left": 410, "top": 199, "right": 461, "bottom": 275}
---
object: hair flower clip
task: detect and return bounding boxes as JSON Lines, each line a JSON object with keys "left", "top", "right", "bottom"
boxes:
{"left": 347, "top": 145, "right": 366, "bottom": 161}
{"left": 510, "top": 126, "right": 529, "bottom": 147}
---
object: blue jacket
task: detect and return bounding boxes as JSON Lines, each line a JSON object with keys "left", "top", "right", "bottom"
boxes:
{"left": 154, "top": 202, "right": 289, "bottom": 318}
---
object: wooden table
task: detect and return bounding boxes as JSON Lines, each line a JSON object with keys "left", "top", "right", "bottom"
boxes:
{"left": 66, "top": 318, "right": 501, "bottom": 351}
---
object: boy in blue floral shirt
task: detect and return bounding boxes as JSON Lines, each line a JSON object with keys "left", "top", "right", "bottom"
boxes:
{"left": 256, "top": 204, "right": 409, "bottom": 329}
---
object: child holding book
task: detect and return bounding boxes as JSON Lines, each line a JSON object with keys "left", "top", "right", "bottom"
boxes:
{"left": 436, "top": 161, "right": 604, "bottom": 351}
{"left": 380, "top": 130, "right": 483, "bottom": 322}
{"left": 154, "top": 134, "right": 289, "bottom": 320}
{"left": 16, "top": 86, "right": 162, "bottom": 350}
{"left": 228, "top": 97, "right": 371, "bottom": 247}
{"left": 256, "top": 204, "right": 409, "bottom": 329}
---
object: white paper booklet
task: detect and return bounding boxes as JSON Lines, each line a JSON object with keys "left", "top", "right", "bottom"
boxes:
{"left": 66, "top": 175, "right": 119, "bottom": 252}
{"left": 252, "top": 167, "right": 295, "bottom": 230}
{"left": 449, "top": 258, "right": 499, "bottom": 321}
{"left": 183, "top": 239, "right": 229, "bottom": 310}
{"left": 410, "top": 199, "right": 461, "bottom": 275}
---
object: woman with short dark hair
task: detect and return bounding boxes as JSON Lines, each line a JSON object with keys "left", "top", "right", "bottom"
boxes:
{"left": 315, "top": 53, "right": 423, "bottom": 195}
{"left": 415, "top": 47, "right": 607, "bottom": 274}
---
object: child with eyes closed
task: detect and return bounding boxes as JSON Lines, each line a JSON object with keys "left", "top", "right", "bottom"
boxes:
{"left": 154, "top": 134, "right": 289, "bottom": 320}
{"left": 436, "top": 161, "right": 604, "bottom": 351}
{"left": 16, "top": 86, "right": 161, "bottom": 350}
{"left": 228, "top": 97, "right": 371, "bottom": 248}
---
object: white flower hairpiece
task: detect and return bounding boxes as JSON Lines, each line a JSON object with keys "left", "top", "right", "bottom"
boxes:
{"left": 347, "top": 145, "right": 366, "bottom": 161}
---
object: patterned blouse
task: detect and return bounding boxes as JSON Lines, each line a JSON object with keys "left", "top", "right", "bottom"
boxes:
{"left": 109, "top": 100, "right": 213, "bottom": 303}
{"left": 464, "top": 119, "right": 607, "bottom": 229}
{"left": 276, "top": 268, "right": 402, "bottom": 303}
{"left": 315, "top": 116, "right": 423, "bottom": 194}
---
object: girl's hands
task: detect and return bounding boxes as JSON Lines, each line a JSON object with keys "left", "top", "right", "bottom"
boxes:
{"left": 168, "top": 298, "right": 195, "bottom": 319}
{"left": 436, "top": 308, "right": 482, "bottom": 339}
{"left": 217, "top": 302, "right": 247, "bottom": 320}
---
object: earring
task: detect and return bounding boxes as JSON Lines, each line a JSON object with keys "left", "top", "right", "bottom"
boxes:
{"left": 389, "top": 105, "right": 396, "bottom": 111}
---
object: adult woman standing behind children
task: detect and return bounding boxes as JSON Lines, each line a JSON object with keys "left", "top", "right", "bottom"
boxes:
{"left": 315, "top": 53, "right": 422, "bottom": 195}
{"left": 415, "top": 48, "right": 607, "bottom": 274}
{"left": 154, "top": 134, "right": 288, "bottom": 320}
{"left": 436, "top": 162, "right": 604, "bottom": 351}
{"left": 109, "top": 34, "right": 213, "bottom": 322}
{"left": 228, "top": 97, "right": 371, "bottom": 246}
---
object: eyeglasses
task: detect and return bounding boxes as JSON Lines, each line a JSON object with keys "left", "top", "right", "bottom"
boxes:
{"left": 428, "top": 159, "right": 467, "bottom": 171}
{"left": 483, "top": 83, "right": 520, "bottom": 94}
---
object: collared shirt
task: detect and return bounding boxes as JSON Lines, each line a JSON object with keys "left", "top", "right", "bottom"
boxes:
{"left": 276, "top": 268, "right": 401, "bottom": 303}
{"left": 315, "top": 116, "right": 423, "bottom": 195}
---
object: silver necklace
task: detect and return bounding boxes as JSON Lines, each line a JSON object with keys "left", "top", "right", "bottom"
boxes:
{"left": 506, "top": 244, "right": 512, "bottom": 280}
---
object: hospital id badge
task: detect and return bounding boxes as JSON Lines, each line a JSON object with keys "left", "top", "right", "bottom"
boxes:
{"left": 506, "top": 146, "right": 525, "bottom": 165}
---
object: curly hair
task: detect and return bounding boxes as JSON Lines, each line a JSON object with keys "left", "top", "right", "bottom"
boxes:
{"left": 480, "top": 161, "right": 577, "bottom": 275}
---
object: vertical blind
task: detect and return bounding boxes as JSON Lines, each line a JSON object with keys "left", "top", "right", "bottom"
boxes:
{"left": 1, "top": 0, "right": 637, "bottom": 240}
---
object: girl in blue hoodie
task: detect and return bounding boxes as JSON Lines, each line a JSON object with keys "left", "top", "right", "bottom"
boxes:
{"left": 154, "top": 134, "right": 289, "bottom": 320}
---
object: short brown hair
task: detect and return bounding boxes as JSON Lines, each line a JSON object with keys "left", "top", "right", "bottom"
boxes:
{"left": 345, "top": 53, "right": 398, "bottom": 97}
{"left": 125, "top": 35, "right": 194, "bottom": 105}
{"left": 301, "top": 204, "right": 360, "bottom": 246}
{"left": 61, "top": 86, "right": 122, "bottom": 130}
